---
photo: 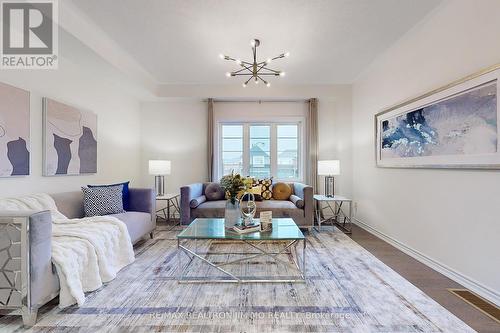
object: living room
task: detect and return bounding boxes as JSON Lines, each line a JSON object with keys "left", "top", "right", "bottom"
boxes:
{"left": 0, "top": 0, "right": 499, "bottom": 332}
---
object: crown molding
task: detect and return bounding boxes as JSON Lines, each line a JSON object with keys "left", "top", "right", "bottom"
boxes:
{"left": 154, "top": 84, "right": 351, "bottom": 99}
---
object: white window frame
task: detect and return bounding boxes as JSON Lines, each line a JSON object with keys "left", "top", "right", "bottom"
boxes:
{"left": 217, "top": 121, "right": 304, "bottom": 182}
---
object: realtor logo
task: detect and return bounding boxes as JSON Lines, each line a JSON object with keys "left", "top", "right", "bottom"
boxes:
{"left": 1, "top": 0, "right": 58, "bottom": 69}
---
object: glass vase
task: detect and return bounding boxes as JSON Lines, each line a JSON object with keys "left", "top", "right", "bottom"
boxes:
{"left": 224, "top": 199, "right": 241, "bottom": 228}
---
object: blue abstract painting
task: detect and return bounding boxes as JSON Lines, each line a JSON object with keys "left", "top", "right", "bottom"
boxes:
{"left": 381, "top": 82, "right": 497, "bottom": 159}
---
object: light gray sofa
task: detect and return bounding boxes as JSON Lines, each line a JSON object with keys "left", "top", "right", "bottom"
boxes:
{"left": 0, "top": 188, "right": 155, "bottom": 326}
{"left": 51, "top": 188, "right": 156, "bottom": 243}
{"left": 180, "top": 182, "right": 313, "bottom": 228}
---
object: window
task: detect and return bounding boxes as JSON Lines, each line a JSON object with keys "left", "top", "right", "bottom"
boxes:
{"left": 277, "top": 125, "right": 299, "bottom": 179}
{"left": 249, "top": 125, "right": 271, "bottom": 178}
{"left": 219, "top": 123, "right": 302, "bottom": 180}
{"left": 221, "top": 125, "right": 243, "bottom": 175}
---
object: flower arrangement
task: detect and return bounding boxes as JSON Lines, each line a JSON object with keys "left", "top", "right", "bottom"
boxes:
{"left": 220, "top": 171, "right": 249, "bottom": 204}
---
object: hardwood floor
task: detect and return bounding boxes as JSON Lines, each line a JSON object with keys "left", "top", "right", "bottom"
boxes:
{"left": 347, "top": 224, "right": 500, "bottom": 333}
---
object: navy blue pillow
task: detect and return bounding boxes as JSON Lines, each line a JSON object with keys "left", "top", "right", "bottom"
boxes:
{"left": 88, "top": 181, "right": 130, "bottom": 210}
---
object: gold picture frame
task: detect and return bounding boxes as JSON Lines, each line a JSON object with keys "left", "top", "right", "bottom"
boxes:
{"left": 375, "top": 63, "right": 500, "bottom": 169}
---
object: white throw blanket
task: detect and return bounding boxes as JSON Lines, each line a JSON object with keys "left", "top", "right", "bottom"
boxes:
{"left": 0, "top": 193, "right": 135, "bottom": 308}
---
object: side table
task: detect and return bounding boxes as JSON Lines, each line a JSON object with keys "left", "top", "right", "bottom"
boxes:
{"left": 156, "top": 193, "right": 180, "bottom": 223}
{"left": 313, "top": 194, "right": 353, "bottom": 234}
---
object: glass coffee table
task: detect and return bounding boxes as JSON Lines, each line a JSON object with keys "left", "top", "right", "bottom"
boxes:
{"left": 177, "top": 218, "right": 306, "bottom": 283}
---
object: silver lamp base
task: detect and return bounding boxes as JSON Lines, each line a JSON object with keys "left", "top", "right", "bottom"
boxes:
{"left": 155, "top": 175, "right": 165, "bottom": 197}
{"left": 324, "top": 176, "right": 335, "bottom": 197}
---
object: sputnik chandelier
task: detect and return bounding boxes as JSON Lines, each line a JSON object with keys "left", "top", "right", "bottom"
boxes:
{"left": 219, "top": 39, "right": 289, "bottom": 87}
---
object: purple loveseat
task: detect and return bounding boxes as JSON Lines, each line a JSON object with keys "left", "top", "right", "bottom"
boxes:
{"left": 180, "top": 182, "right": 313, "bottom": 228}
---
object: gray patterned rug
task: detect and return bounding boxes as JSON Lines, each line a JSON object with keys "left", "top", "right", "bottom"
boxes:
{"left": 1, "top": 224, "right": 474, "bottom": 332}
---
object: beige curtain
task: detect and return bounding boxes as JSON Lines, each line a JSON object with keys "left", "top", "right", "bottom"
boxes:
{"left": 307, "top": 98, "right": 318, "bottom": 192}
{"left": 207, "top": 98, "right": 214, "bottom": 182}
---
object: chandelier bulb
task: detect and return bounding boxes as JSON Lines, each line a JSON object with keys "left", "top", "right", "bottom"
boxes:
{"left": 284, "top": 52, "right": 290, "bottom": 58}
{"left": 219, "top": 53, "right": 224, "bottom": 59}
{"left": 225, "top": 72, "right": 231, "bottom": 77}
{"left": 266, "top": 58, "right": 272, "bottom": 64}
{"left": 250, "top": 39, "right": 256, "bottom": 47}
{"left": 255, "top": 78, "right": 259, "bottom": 84}
{"left": 279, "top": 71, "right": 286, "bottom": 77}
{"left": 242, "top": 83, "right": 247, "bottom": 88}
{"left": 266, "top": 82, "right": 271, "bottom": 87}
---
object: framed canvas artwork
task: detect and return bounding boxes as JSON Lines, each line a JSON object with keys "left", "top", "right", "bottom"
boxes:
{"left": 43, "top": 98, "right": 97, "bottom": 176}
{"left": 0, "top": 82, "right": 30, "bottom": 177}
{"left": 375, "top": 65, "right": 500, "bottom": 169}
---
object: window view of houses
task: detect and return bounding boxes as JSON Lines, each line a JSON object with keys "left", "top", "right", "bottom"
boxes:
{"left": 221, "top": 124, "right": 299, "bottom": 179}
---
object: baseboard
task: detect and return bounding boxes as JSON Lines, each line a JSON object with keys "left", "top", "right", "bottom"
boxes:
{"left": 353, "top": 217, "right": 500, "bottom": 307}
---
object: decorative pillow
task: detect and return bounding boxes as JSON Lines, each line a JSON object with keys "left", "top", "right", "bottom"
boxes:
{"left": 272, "top": 182, "right": 293, "bottom": 200}
{"left": 239, "top": 191, "right": 263, "bottom": 202}
{"left": 256, "top": 178, "right": 273, "bottom": 200}
{"left": 289, "top": 194, "right": 304, "bottom": 208}
{"left": 204, "top": 183, "right": 225, "bottom": 201}
{"left": 88, "top": 181, "right": 130, "bottom": 210}
{"left": 190, "top": 195, "right": 206, "bottom": 208}
{"left": 249, "top": 185, "right": 263, "bottom": 201}
{"left": 82, "top": 185, "right": 125, "bottom": 217}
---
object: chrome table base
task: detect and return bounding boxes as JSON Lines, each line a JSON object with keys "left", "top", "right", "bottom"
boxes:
{"left": 315, "top": 200, "right": 353, "bottom": 234}
{"left": 177, "top": 239, "right": 306, "bottom": 283}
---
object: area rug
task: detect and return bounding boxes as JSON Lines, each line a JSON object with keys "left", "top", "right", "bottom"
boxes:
{"left": 0, "top": 224, "right": 474, "bottom": 332}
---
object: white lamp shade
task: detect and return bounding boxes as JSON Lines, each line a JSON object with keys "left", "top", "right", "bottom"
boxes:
{"left": 148, "top": 160, "right": 171, "bottom": 175}
{"left": 318, "top": 160, "right": 340, "bottom": 176}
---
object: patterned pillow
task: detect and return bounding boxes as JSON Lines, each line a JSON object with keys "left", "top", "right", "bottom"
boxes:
{"left": 88, "top": 181, "right": 130, "bottom": 210}
{"left": 82, "top": 185, "right": 125, "bottom": 217}
{"left": 256, "top": 178, "right": 273, "bottom": 200}
{"left": 249, "top": 185, "right": 263, "bottom": 201}
{"left": 238, "top": 185, "right": 263, "bottom": 202}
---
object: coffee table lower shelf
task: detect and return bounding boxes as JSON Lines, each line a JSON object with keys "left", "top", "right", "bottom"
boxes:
{"left": 177, "top": 238, "right": 306, "bottom": 283}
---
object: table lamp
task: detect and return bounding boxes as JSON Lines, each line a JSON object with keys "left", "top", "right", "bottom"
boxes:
{"left": 318, "top": 160, "right": 340, "bottom": 197}
{"left": 149, "top": 160, "right": 171, "bottom": 197}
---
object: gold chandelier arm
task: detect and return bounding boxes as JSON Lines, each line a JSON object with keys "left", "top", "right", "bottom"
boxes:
{"left": 256, "top": 75, "right": 268, "bottom": 85}
{"left": 260, "top": 66, "right": 281, "bottom": 74}
{"left": 256, "top": 63, "right": 267, "bottom": 73}
{"left": 233, "top": 67, "right": 251, "bottom": 74}
{"left": 244, "top": 76, "right": 253, "bottom": 85}
{"left": 272, "top": 54, "right": 287, "bottom": 61}
{"left": 239, "top": 63, "right": 253, "bottom": 72}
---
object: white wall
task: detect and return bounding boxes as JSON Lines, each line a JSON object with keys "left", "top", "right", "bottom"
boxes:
{"left": 319, "top": 93, "right": 352, "bottom": 197}
{"left": 140, "top": 100, "right": 208, "bottom": 193}
{"left": 352, "top": 0, "right": 500, "bottom": 305}
{"left": 0, "top": 30, "right": 144, "bottom": 197}
{"left": 140, "top": 89, "right": 353, "bottom": 198}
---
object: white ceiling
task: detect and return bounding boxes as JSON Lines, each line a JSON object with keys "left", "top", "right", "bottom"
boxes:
{"left": 68, "top": 0, "right": 441, "bottom": 85}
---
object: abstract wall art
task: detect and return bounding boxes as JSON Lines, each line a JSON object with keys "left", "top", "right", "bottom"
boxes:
{"left": 43, "top": 98, "right": 97, "bottom": 176}
{"left": 375, "top": 65, "right": 500, "bottom": 169}
{"left": 0, "top": 82, "right": 30, "bottom": 177}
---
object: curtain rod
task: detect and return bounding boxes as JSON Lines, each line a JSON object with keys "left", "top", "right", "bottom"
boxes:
{"left": 207, "top": 98, "right": 312, "bottom": 103}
